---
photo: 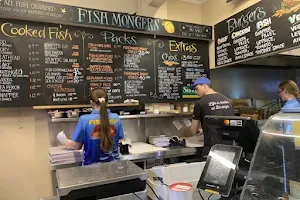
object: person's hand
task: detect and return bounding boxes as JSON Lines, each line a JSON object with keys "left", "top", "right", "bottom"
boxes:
{"left": 57, "top": 131, "right": 68, "bottom": 145}
{"left": 196, "top": 128, "right": 203, "bottom": 135}
{"left": 193, "top": 129, "right": 204, "bottom": 141}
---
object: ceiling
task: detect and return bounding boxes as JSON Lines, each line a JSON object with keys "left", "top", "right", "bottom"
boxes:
{"left": 180, "top": 0, "right": 208, "bottom": 4}
{"left": 148, "top": 0, "right": 208, "bottom": 7}
{"left": 148, "top": 0, "right": 167, "bottom": 7}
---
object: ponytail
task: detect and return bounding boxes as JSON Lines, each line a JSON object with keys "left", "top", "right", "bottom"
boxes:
{"left": 90, "top": 88, "right": 113, "bottom": 152}
{"left": 99, "top": 101, "right": 114, "bottom": 152}
{"left": 296, "top": 91, "right": 300, "bottom": 102}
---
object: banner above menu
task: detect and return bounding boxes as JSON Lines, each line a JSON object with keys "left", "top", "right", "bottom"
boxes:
{"left": 0, "top": 0, "right": 212, "bottom": 40}
{"left": 214, "top": 0, "right": 300, "bottom": 67}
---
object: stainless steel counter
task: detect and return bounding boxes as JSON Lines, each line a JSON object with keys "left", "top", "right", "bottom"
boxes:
{"left": 49, "top": 113, "right": 192, "bottom": 123}
{"left": 122, "top": 146, "right": 199, "bottom": 161}
{"left": 40, "top": 190, "right": 147, "bottom": 200}
{"left": 50, "top": 147, "right": 200, "bottom": 171}
{"left": 39, "top": 189, "right": 220, "bottom": 200}
{"left": 56, "top": 160, "right": 147, "bottom": 196}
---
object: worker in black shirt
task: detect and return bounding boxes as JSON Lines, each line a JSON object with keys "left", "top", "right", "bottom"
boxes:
{"left": 191, "top": 77, "right": 234, "bottom": 154}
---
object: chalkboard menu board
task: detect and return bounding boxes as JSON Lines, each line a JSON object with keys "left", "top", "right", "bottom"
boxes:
{"left": 154, "top": 36, "right": 208, "bottom": 100}
{"left": 214, "top": 0, "right": 300, "bottom": 67}
{"left": 0, "top": 19, "right": 208, "bottom": 107}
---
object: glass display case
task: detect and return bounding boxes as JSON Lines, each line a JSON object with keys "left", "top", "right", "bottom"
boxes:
{"left": 241, "top": 110, "right": 300, "bottom": 200}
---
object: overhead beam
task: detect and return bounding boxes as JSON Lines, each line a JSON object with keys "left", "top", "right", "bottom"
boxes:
{"left": 148, "top": 0, "right": 167, "bottom": 7}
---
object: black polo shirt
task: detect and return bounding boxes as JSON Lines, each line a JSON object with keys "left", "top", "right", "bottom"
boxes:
{"left": 193, "top": 93, "right": 234, "bottom": 155}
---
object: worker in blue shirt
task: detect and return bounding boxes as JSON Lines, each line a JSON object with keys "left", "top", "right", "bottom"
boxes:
{"left": 62, "top": 88, "right": 124, "bottom": 165}
{"left": 278, "top": 80, "right": 300, "bottom": 111}
{"left": 276, "top": 80, "right": 300, "bottom": 134}
{"left": 259, "top": 81, "right": 300, "bottom": 165}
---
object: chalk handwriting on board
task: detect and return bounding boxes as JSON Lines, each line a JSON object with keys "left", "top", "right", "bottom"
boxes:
{"left": 226, "top": 6, "right": 266, "bottom": 34}
{"left": 169, "top": 40, "right": 197, "bottom": 53}
{"left": 101, "top": 31, "right": 137, "bottom": 45}
{"left": 162, "top": 53, "right": 178, "bottom": 62}
{"left": 77, "top": 8, "right": 160, "bottom": 32}
{"left": 0, "top": 23, "right": 73, "bottom": 40}
{"left": 161, "top": 53, "right": 179, "bottom": 67}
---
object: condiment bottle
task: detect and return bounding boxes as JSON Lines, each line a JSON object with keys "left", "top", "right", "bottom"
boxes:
{"left": 189, "top": 104, "right": 195, "bottom": 112}
{"left": 175, "top": 104, "right": 182, "bottom": 112}
{"left": 182, "top": 104, "right": 188, "bottom": 113}
{"left": 153, "top": 104, "right": 160, "bottom": 114}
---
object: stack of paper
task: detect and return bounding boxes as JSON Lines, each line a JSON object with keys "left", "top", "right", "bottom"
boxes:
{"left": 129, "top": 142, "right": 167, "bottom": 154}
{"left": 49, "top": 146, "right": 83, "bottom": 164}
{"left": 185, "top": 135, "right": 204, "bottom": 148}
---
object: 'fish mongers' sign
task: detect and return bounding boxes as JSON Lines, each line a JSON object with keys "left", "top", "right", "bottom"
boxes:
{"left": 0, "top": 0, "right": 212, "bottom": 40}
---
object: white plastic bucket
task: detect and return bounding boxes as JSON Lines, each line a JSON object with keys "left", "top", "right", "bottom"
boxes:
{"left": 169, "top": 182, "right": 193, "bottom": 200}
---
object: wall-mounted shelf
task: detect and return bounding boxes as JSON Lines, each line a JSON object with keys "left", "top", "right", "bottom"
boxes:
{"left": 33, "top": 103, "right": 139, "bottom": 110}
{"left": 49, "top": 113, "right": 193, "bottom": 123}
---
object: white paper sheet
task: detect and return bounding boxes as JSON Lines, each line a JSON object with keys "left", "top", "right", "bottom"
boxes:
{"left": 184, "top": 119, "right": 192, "bottom": 127}
{"left": 173, "top": 120, "right": 182, "bottom": 130}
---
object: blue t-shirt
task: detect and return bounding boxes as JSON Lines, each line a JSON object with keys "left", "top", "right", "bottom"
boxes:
{"left": 281, "top": 98, "right": 300, "bottom": 110}
{"left": 72, "top": 109, "right": 124, "bottom": 165}
{"left": 280, "top": 98, "right": 300, "bottom": 134}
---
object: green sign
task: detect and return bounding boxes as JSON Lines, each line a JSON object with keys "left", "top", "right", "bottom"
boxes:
{"left": 182, "top": 86, "right": 198, "bottom": 99}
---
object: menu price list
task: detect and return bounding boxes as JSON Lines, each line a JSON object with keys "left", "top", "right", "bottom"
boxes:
{"left": 0, "top": 39, "right": 30, "bottom": 106}
{"left": 0, "top": 18, "right": 88, "bottom": 106}
{"left": 87, "top": 42, "right": 113, "bottom": 103}
{"left": 181, "top": 54, "right": 205, "bottom": 81}
{"left": 158, "top": 52, "right": 182, "bottom": 100}
{"left": 215, "top": 20, "right": 286, "bottom": 67}
{"left": 28, "top": 43, "right": 42, "bottom": 101}
{"left": 123, "top": 45, "right": 152, "bottom": 99}
{"left": 86, "top": 41, "right": 124, "bottom": 104}
{"left": 42, "top": 40, "right": 84, "bottom": 104}
{"left": 155, "top": 37, "right": 208, "bottom": 100}
{"left": 0, "top": 18, "right": 209, "bottom": 107}
{"left": 214, "top": 1, "right": 296, "bottom": 67}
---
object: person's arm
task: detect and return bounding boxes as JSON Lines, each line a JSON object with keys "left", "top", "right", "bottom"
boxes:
{"left": 191, "top": 120, "right": 201, "bottom": 135}
{"left": 65, "top": 118, "right": 84, "bottom": 150}
{"left": 191, "top": 102, "right": 202, "bottom": 135}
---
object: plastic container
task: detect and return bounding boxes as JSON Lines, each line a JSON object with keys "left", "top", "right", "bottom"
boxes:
{"left": 153, "top": 104, "right": 160, "bottom": 114}
{"left": 175, "top": 104, "right": 182, "bottom": 112}
{"left": 48, "top": 110, "right": 64, "bottom": 119}
{"left": 169, "top": 183, "right": 193, "bottom": 200}
{"left": 189, "top": 104, "right": 195, "bottom": 112}
{"left": 170, "top": 103, "right": 175, "bottom": 111}
{"left": 182, "top": 104, "right": 188, "bottom": 113}
{"left": 66, "top": 109, "right": 80, "bottom": 118}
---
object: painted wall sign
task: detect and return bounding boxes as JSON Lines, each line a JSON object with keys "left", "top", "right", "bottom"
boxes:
{"left": 214, "top": 0, "right": 300, "bottom": 67}
{"left": 0, "top": 0, "right": 212, "bottom": 40}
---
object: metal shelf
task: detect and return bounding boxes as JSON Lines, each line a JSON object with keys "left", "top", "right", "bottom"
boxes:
{"left": 49, "top": 113, "right": 193, "bottom": 123}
